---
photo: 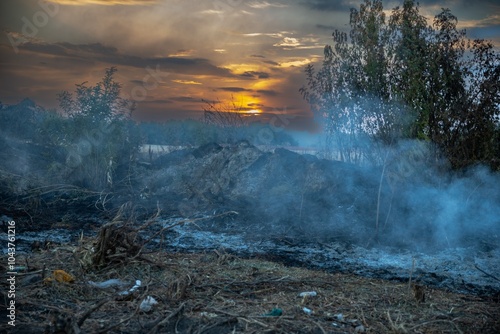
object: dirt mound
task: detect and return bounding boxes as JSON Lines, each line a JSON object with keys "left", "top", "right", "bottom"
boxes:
{"left": 142, "top": 142, "right": 378, "bottom": 245}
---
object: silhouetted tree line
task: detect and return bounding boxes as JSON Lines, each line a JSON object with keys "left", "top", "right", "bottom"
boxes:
{"left": 301, "top": 0, "right": 499, "bottom": 170}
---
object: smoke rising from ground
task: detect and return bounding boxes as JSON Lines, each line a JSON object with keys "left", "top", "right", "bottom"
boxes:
{"left": 284, "top": 129, "right": 500, "bottom": 252}
{"left": 0, "top": 98, "right": 498, "bottom": 254}
{"left": 379, "top": 153, "right": 500, "bottom": 251}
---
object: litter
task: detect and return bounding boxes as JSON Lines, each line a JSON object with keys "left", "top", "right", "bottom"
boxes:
{"left": 200, "top": 312, "right": 218, "bottom": 319}
{"left": 140, "top": 296, "right": 158, "bottom": 312}
{"left": 298, "top": 291, "right": 317, "bottom": 297}
{"left": 44, "top": 270, "right": 75, "bottom": 284}
{"left": 119, "top": 280, "right": 142, "bottom": 296}
{"left": 88, "top": 279, "right": 127, "bottom": 289}
{"left": 263, "top": 308, "right": 283, "bottom": 317}
{"left": 302, "top": 307, "right": 313, "bottom": 315}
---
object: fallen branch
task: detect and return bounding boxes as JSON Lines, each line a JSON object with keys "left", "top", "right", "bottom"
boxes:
{"left": 147, "top": 302, "right": 186, "bottom": 334}
{"left": 77, "top": 298, "right": 110, "bottom": 327}
{"left": 474, "top": 264, "right": 500, "bottom": 282}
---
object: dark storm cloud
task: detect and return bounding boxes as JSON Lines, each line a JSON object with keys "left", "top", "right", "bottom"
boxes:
{"left": 15, "top": 41, "right": 118, "bottom": 57}
{"left": 263, "top": 60, "right": 280, "bottom": 66}
{"left": 217, "top": 87, "right": 252, "bottom": 92}
{"left": 301, "top": 0, "right": 353, "bottom": 12}
{"left": 239, "top": 71, "right": 270, "bottom": 79}
{"left": 261, "top": 104, "right": 300, "bottom": 112}
{"left": 16, "top": 41, "right": 235, "bottom": 77}
{"left": 407, "top": 0, "right": 495, "bottom": 6}
{"left": 256, "top": 89, "right": 279, "bottom": 96}
{"left": 215, "top": 87, "right": 279, "bottom": 97}
{"left": 169, "top": 96, "right": 203, "bottom": 103}
{"left": 316, "top": 24, "right": 337, "bottom": 31}
{"left": 50, "top": 0, "right": 160, "bottom": 4}
{"left": 248, "top": 102, "right": 264, "bottom": 107}
{"left": 147, "top": 99, "right": 174, "bottom": 104}
{"left": 212, "top": 87, "right": 281, "bottom": 96}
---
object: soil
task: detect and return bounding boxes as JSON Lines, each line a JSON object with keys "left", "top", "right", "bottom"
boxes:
{"left": 1, "top": 212, "right": 499, "bottom": 334}
{"left": 1, "top": 142, "right": 499, "bottom": 333}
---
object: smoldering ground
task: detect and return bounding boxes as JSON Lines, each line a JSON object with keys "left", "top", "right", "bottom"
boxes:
{"left": 140, "top": 135, "right": 499, "bottom": 255}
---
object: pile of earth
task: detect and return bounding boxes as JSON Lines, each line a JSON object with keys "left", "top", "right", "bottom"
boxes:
{"left": 139, "top": 142, "right": 379, "bottom": 245}
{"left": 134, "top": 141, "right": 498, "bottom": 252}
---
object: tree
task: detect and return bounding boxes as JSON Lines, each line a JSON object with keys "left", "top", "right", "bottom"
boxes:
{"left": 387, "top": 0, "right": 432, "bottom": 139}
{"left": 55, "top": 67, "right": 142, "bottom": 190}
{"left": 301, "top": 0, "right": 500, "bottom": 169}
{"left": 58, "top": 67, "right": 134, "bottom": 122}
{"left": 301, "top": 0, "right": 404, "bottom": 164}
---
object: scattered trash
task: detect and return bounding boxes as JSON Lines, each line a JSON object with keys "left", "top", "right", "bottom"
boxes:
{"left": 88, "top": 279, "right": 127, "bottom": 289}
{"left": 355, "top": 324, "right": 366, "bottom": 333}
{"left": 119, "top": 280, "right": 142, "bottom": 296}
{"left": 302, "top": 307, "right": 313, "bottom": 315}
{"left": 140, "top": 296, "right": 158, "bottom": 312}
{"left": 298, "top": 291, "right": 317, "bottom": 298}
{"left": 263, "top": 308, "right": 283, "bottom": 317}
{"left": 200, "top": 312, "right": 218, "bottom": 319}
{"left": 130, "top": 280, "right": 142, "bottom": 293}
{"left": 44, "top": 270, "right": 75, "bottom": 284}
{"left": 54, "top": 270, "right": 75, "bottom": 283}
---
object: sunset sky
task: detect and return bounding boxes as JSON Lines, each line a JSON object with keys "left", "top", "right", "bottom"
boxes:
{"left": 1, "top": 0, "right": 499, "bottom": 132}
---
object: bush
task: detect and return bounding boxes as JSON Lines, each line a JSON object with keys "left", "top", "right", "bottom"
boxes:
{"left": 53, "top": 67, "right": 142, "bottom": 191}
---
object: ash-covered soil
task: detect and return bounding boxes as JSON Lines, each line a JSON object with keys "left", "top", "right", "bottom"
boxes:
{"left": 2, "top": 236, "right": 499, "bottom": 334}
{"left": 1, "top": 141, "right": 499, "bottom": 332}
{"left": 156, "top": 218, "right": 500, "bottom": 297}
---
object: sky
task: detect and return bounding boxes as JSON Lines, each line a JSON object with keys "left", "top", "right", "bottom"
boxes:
{"left": 0, "top": 0, "right": 499, "bottom": 132}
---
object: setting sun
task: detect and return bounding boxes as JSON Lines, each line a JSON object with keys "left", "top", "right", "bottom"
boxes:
{"left": 223, "top": 95, "right": 264, "bottom": 115}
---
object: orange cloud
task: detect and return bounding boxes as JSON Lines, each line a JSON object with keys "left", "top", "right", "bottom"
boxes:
{"left": 168, "top": 49, "right": 196, "bottom": 57}
{"left": 172, "top": 79, "right": 202, "bottom": 85}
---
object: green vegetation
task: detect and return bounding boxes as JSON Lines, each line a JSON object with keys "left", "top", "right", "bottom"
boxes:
{"left": 53, "top": 67, "right": 142, "bottom": 191}
{"left": 301, "top": 0, "right": 499, "bottom": 169}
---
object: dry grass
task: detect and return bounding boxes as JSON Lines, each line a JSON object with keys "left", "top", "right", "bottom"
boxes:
{"left": 3, "top": 232, "right": 499, "bottom": 334}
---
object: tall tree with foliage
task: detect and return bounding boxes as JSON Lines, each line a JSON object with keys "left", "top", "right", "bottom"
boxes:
{"left": 56, "top": 67, "right": 142, "bottom": 190}
{"left": 301, "top": 0, "right": 499, "bottom": 169}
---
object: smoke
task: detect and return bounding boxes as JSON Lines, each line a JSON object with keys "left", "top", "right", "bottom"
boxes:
{"left": 230, "top": 118, "right": 500, "bottom": 253}
{"left": 317, "top": 136, "right": 500, "bottom": 252}
{"left": 386, "top": 162, "right": 500, "bottom": 251}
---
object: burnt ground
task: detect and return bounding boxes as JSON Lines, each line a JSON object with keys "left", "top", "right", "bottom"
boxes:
{"left": 2, "top": 238, "right": 500, "bottom": 333}
{"left": 1, "top": 209, "right": 499, "bottom": 334}
{"left": 1, "top": 142, "right": 500, "bottom": 333}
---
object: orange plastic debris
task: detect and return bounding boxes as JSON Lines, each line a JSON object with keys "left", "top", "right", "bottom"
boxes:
{"left": 52, "top": 270, "right": 75, "bottom": 283}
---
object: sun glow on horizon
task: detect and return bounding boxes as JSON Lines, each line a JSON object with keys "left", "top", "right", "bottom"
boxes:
{"left": 237, "top": 95, "right": 264, "bottom": 115}
{"left": 217, "top": 95, "right": 264, "bottom": 115}
{"left": 247, "top": 109, "right": 261, "bottom": 114}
